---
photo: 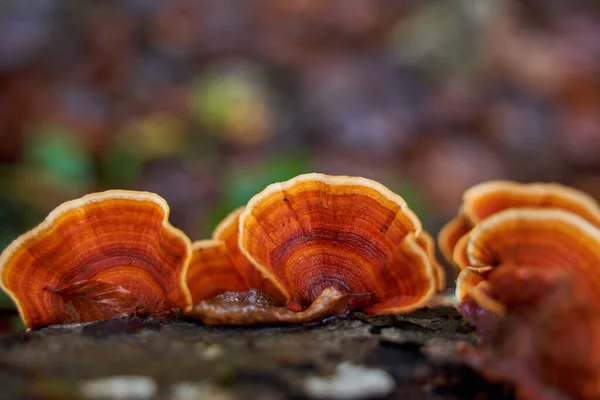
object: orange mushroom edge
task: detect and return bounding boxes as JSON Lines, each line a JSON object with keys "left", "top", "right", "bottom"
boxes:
{"left": 236, "top": 173, "right": 442, "bottom": 319}
{"left": 186, "top": 206, "right": 281, "bottom": 306}
{"left": 186, "top": 239, "right": 248, "bottom": 306}
{"left": 437, "top": 214, "right": 472, "bottom": 266}
{"left": 0, "top": 190, "right": 193, "bottom": 329}
{"left": 415, "top": 231, "right": 446, "bottom": 291}
{"left": 462, "top": 180, "right": 600, "bottom": 226}
{"left": 455, "top": 208, "right": 600, "bottom": 400}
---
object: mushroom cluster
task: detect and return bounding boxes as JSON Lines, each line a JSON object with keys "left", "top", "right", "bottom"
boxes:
{"left": 439, "top": 181, "right": 600, "bottom": 399}
{"left": 0, "top": 173, "right": 444, "bottom": 329}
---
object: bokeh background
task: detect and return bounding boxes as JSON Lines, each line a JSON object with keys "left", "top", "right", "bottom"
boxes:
{"left": 1, "top": 0, "right": 600, "bottom": 329}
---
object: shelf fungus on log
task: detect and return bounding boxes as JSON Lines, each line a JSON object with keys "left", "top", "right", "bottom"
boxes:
{"left": 236, "top": 173, "right": 442, "bottom": 317}
{"left": 438, "top": 180, "right": 600, "bottom": 268}
{"left": 0, "top": 191, "right": 193, "bottom": 329}
{"left": 456, "top": 209, "right": 600, "bottom": 400}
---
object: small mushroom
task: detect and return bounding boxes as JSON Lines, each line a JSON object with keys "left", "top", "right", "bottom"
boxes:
{"left": 0, "top": 191, "right": 193, "bottom": 329}
{"left": 186, "top": 240, "right": 248, "bottom": 305}
{"left": 238, "top": 173, "right": 440, "bottom": 316}
{"left": 186, "top": 207, "right": 284, "bottom": 306}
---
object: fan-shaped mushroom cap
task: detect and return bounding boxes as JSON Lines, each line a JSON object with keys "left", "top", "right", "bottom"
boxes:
{"left": 467, "top": 208, "right": 600, "bottom": 284}
{"left": 442, "top": 181, "right": 600, "bottom": 270}
{"left": 456, "top": 208, "right": 600, "bottom": 321}
{"left": 186, "top": 240, "right": 247, "bottom": 305}
{"left": 438, "top": 215, "right": 472, "bottom": 266}
{"left": 213, "top": 207, "right": 282, "bottom": 295}
{"left": 186, "top": 207, "right": 283, "bottom": 305}
{"left": 0, "top": 191, "right": 192, "bottom": 329}
{"left": 462, "top": 180, "right": 600, "bottom": 226}
{"left": 238, "top": 173, "right": 439, "bottom": 315}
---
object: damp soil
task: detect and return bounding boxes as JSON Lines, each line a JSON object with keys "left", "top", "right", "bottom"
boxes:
{"left": 0, "top": 307, "right": 514, "bottom": 400}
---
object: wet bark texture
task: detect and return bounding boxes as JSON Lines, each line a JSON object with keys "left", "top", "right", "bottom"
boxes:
{"left": 0, "top": 307, "right": 514, "bottom": 399}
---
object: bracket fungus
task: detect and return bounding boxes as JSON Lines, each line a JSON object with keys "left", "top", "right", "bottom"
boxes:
{"left": 0, "top": 191, "right": 193, "bottom": 329}
{"left": 442, "top": 181, "right": 600, "bottom": 318}
{"left": 186, "top": 207, "right": 283, "bottom": 306}
{"left": 461, "top": 180, "right": 600, "bottom": 226}
{"left": 438, "top": 180, "right": 600, "bottom": 269}
{"left": 237, "top": 173, "right": 442, "bottom": 316}
{"left": 455, "top": 209, "right": 600, "bottom": 400}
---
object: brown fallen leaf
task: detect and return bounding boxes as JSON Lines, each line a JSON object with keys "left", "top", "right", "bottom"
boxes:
{"left": 188, "top": 287, "right": 352, "bottom": 325}
{"left": 45, "top": 280, "right": 142, "bottom": 322}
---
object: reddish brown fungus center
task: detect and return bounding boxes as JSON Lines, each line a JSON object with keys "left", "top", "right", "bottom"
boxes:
{"left": 488, "top": 265, "right": 567, "bottom": 308}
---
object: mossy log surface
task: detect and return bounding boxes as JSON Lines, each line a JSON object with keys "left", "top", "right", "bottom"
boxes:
{"left": 0, "top": 307, "right": 513, "bottom": 400}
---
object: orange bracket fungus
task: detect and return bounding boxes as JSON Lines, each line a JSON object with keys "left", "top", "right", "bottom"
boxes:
{"left": 455, "top": 209, "right": 600, "bottom": 400}
{"left": 185, "top": 239, "right": 248, "bottom": 305}
{"left": 461, "top": 180, "right": 600, "bottom": 226}
{"left": 438, "top": 180, "right": 600, "bottom": 268}
{"left": 0, "top": 191, "right": 193, "bottom": 329}
{"left": 236, "top": 173, "right": 442, "bottom": 317}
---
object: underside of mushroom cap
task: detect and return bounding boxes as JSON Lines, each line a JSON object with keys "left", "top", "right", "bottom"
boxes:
{"left": 0, "top": 190, "right": 192, "bottom": 329}
{"left": 238, "top": 173, "right": 439, "bottom": 315}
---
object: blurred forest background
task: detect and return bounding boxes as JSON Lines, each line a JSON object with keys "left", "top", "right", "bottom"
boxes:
{"left": 1, "top": 0, "right": 600, "bottom": 321}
